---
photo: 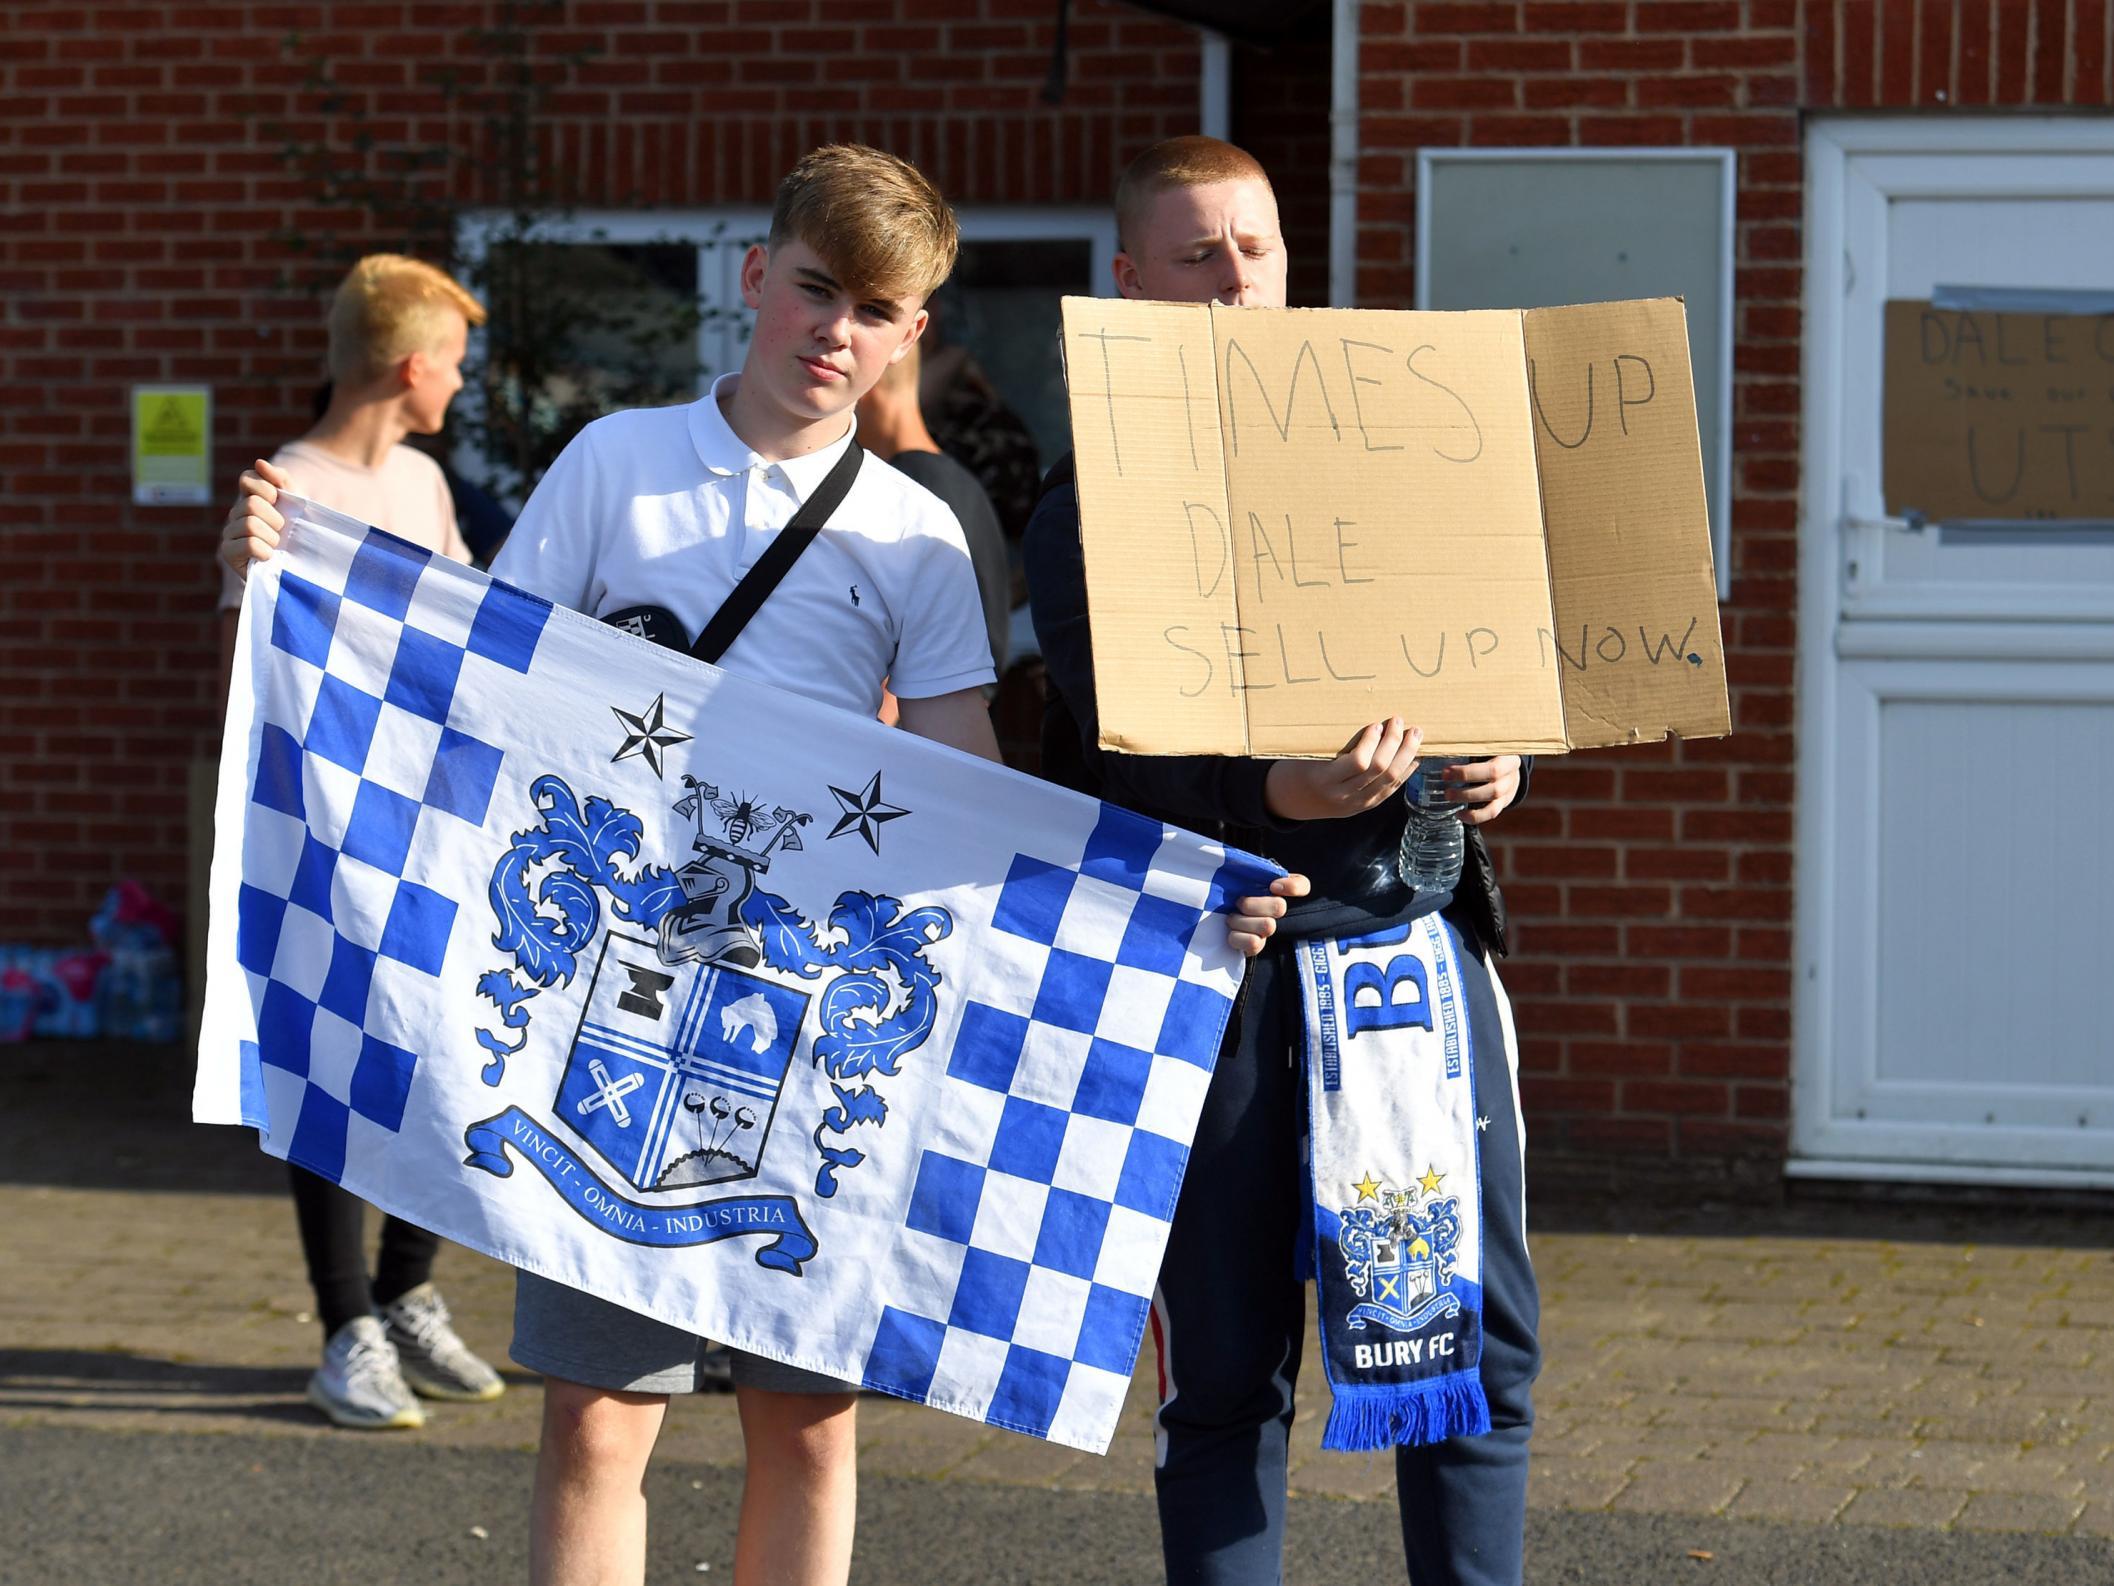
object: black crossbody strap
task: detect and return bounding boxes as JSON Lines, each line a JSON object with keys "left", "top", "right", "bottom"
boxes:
{"left": 690, "top": 439, "right": 865, "bottom": 665}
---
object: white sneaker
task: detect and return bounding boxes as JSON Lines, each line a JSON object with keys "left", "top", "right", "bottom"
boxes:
{"left": 381, "top": 1282, "right": 506, "bottom": 1403}
{"left": 308, "top": 1315, "right": 424, "bottom": 1430}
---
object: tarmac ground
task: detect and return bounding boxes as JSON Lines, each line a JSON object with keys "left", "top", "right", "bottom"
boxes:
{"left": 3, "top": 1041, "right": 2111, "bottom": 1584}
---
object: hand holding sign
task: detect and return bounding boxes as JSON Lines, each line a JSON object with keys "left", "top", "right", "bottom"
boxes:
{"left": 1263, "top": 719, "right": 1425, "bottom": 820}
{"left": 1446, "top": 755, "right": 1524, "bottom": 827}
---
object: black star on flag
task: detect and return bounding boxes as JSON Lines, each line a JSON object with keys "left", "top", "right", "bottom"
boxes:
{"left": 610, "top": 693, "right": 691, "bottom": 778}
{"left": 827, "top": 770, "right": 910, "bottom": 854}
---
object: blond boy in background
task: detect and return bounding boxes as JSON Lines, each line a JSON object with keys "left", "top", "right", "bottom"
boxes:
{"left": 217, "top": 254, "right": 505, "bottom": 1432}
{"left": 219, "top": 254, "right": 477, "bottom": 676}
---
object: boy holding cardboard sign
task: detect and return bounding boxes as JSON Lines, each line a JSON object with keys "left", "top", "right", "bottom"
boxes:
{"left": 1026, "top": 137, "right": 1541, "bottom": 1586}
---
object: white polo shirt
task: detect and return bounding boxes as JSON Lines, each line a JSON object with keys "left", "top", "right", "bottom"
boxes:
{"left": 491, "top": 374, "right": 996, "bottom": 717}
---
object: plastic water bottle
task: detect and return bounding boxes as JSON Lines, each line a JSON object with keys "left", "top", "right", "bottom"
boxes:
{"left": 1395, "top": 758, "right": 1464, "bottom": 894}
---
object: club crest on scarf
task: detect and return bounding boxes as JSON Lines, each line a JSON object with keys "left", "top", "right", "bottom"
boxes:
{"left": 466, "top": 738, "right": 952, "bottom": 1262}
{"left": 1337, "top": 1174, "right": 1464, "bottom": 1334}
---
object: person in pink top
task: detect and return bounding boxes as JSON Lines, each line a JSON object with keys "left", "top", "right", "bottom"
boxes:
{"left": 217, "top": 254, "right": 476, "bottom": 678}
{"left": 216, "top": 254, "right": 505, "bottom": 1431}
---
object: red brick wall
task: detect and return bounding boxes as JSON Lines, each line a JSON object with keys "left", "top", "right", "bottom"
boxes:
{"left": 1354, "top": 0, "right": 2113, "bottom": 1166}
{"left": 1233, "top": 23, "right": 1338, "bottom": 308}
{"left": 0, "top": 0, "right": 1202, "bottom": 944}
{"left": 19, "top": 0, "right": 2104, "bottom": 1175}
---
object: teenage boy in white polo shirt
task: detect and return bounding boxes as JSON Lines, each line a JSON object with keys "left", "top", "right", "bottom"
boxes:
{"left": 491, "top": 146, "right": 996, "bottom": 1586}
{"left": 224, "top": 144, "right": 1301, "bottom": 1586}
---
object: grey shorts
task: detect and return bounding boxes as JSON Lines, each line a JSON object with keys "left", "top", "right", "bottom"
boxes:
{"left": 511, "top": 1269, "right": 856, "bottom": 1396}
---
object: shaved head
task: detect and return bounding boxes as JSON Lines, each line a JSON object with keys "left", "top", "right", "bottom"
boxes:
{"left": 1115, "top": 136, "right": 1273, "bottom": 253}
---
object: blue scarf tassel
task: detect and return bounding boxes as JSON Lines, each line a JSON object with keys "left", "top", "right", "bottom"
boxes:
{"left": 1321, "top": 1372, "right": 1492, "bottom": 1454}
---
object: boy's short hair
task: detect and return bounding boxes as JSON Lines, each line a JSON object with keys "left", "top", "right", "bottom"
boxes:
{"left": 1114, "top": 135, "right": 1273, "bottom": 252}
{"left": 327, "top": 254, "right": 485, "bottom": 384}
{"left": 769, "top": 145, "right": 959, "bottom": 306}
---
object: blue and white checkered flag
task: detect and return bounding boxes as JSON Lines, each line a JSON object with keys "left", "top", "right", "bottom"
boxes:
{"left": 196, "top": 494, "right": 1275, "bottom": 1452}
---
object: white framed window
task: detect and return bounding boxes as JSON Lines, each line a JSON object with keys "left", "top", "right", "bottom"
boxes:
{"left": 1414, "top": 148, "right": 1737, "bottom": 597}
{"left": 452, "top": 206, "right": 1117, "bottom": 506}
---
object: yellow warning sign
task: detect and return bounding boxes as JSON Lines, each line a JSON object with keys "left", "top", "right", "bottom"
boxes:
{"left": 139, "top": 392, "right": 205, "bottom": 454}
{"left": 132, "top": 384, "right": 212, "bottom": 505}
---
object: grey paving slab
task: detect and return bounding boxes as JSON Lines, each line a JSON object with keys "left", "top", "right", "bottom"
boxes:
{"left": 1953, "top": 1490, "right": 2090, "bottom": 1534}
{"left": 1838, "top": 1486, "right": 1973, "bottom": 1529}
{"left": 1725, "top": 1476, "right": 1858, "bottom": 1525}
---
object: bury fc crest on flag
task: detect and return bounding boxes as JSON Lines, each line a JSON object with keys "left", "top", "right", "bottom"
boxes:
{"left": 561, "top": 938, "right": 808, "bottom": 1190}
{"left": 541, "top": 767, "right": 814, "bottom": 1206}
{"left": 464, "top": 751, "right": 952, "bottom": 1262}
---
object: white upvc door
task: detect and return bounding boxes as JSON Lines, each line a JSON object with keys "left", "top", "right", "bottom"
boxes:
{"left": 1795, "top": 119, "right": 2114, "bottom": 1187}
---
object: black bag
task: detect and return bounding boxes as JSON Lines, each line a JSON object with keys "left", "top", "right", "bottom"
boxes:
{"left": 602, "top": 440, "right": 864, "bottom": 661}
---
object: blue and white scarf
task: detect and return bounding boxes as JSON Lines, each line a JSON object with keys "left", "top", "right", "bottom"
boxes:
{"left": 1298, "top": 915, "right": 1490, "bottom": 1451}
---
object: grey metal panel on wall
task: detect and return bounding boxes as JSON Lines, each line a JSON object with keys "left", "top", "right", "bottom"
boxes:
{"left": 1415, "top": 150, "right": 1736, "bottom": 595}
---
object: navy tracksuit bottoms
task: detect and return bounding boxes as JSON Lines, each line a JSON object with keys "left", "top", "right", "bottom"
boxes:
{"left": 1149, "top": 925, "right": 1541, "bottom": 1586}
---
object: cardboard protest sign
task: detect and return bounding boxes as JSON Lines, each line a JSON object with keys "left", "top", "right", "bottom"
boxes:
{"left": 1882, "top": 299, "right": 2114, "bottom": 522}
{"left": 1061, "top": 296, "right": 1728, "bottom": 758}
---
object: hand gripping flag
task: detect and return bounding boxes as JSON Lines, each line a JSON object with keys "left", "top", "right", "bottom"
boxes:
{"left": 196, "top": 496, "right": 1275, "bottom": 1453}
